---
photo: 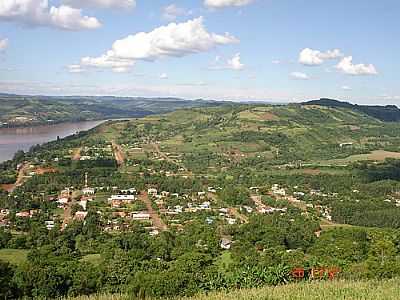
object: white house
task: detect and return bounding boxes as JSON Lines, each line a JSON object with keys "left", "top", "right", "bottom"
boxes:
{"left": 130, "top": 212, "right": 151, "bottom": 221}
{"left": 220, "top": 238, "right": 232, "bottom": 250}
{"left": 148, "top": 188, "right": 158, "bottom": 196}
{"left": 57, "top": 197, "right": 69, "bottom": 204}
{"left": 108, "top": 194, "right": 136, "bottom": 207}
{"left": 79, "top": 200, "right": 88, "bottom": 211}
{"left": 45, "top": 220, "right": 55, "bottom": 230}
{"left": 82, "top": 187, "right": 95, "bottom": 195}
{"left": 199, "top": 201, "right": 211, "bottom": 210}
{"left": 108, "top": 195, "right": 136, "bottom": 201}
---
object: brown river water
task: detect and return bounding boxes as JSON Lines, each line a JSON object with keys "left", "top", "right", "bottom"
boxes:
{"left": 0, "top": 120, "right": 105, "bottom": 163}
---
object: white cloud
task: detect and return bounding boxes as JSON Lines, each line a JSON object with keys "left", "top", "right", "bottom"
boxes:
{"left": 290, "top": 72, "right": 310, "bottom": 80}
{"left": 62, "top": 0, "right": 135, "bottom": 9}
{"left": 162, "top": 4, "right": 190, "bottom": 21}
{"left": 0, "top": 38, "right": 8, "bottom": 51}
{"left": 79, "top": 54, "right": 134, "bottom": 73}
{"left": 227, "top": 53, "right": 244, "bottom": 70}
{"left": 160, "top": 73, "right": 168, "bottom": 79}
{"left": 73, "top": 17, "right": 238, "bottom": 72}
{"left": 0, "top": 0, "right": 101, "bottom": 30}
{"left": 67, "top": 64, "right": 85, "bottom": 73}
{"left": 271, "top": 59, "right": 281, "bottom": 64}
{"left": 204, "top": 0, "right": 254, "bottom": 9}
{"left": 341, "top": 85, "right": 352, "bottom": 91}
{"left": 210, "top": 53, "right": 245, "bottom": 71}
{"left": 299, "top": 48, "right": 343, "bottom": 66}
{"left": 336, "top": 56, "right": 378, "bottom": 76}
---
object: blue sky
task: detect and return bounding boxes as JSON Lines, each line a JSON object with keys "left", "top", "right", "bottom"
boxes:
{"left": 0, "top": 0, "right": 399, "bottom": 104}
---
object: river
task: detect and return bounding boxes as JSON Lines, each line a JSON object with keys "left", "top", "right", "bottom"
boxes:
{"left": 0, "top": 120, "right": 106, "bottom": 163}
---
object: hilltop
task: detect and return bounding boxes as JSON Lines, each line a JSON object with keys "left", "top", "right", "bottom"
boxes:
{"left": 3, "top": 94, "right": 400, "bottom": 128}
{"left": 303, "top": 98, "right": 400, "bottom": 122}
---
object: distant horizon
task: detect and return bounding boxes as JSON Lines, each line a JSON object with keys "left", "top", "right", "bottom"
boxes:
{"left": 2, "top": 92, "right": 398, "bottom": 107}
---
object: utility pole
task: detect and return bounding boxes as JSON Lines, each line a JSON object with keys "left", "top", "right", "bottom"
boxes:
{"left": 85, "top": 172, "right": 88, "bottom": 188}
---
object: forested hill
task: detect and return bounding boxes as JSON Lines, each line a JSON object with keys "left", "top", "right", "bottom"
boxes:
{"left": 0, "top": 94, "right": 229, "bottom": 128}
{"left": 302, "top": 98, "right": 400, "bottom": 122}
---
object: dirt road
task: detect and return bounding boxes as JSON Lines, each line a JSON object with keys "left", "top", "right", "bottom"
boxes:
{"left": 61, "top": 191, "right": 79, "bottom": 230}
{"left": 229, "top": 207, "right": 249, "bottom": 223}
{"left": 112, "top": 141, "right": 125, "bottom": 167}
{"left": 72, "top": 148, "right": 82, "bottom": 161}
{"left": 6, "top": 163, "right": 30, "bottom": 193}
{"left": 151, "top": 143, "right": 190, "bottom": 174}
{"left": 139, "top": 191, "right": 168, "bottom": 231}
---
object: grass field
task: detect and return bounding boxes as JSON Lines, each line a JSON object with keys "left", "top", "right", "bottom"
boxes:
{"left": 317, "top": 150, "right": 400, "bottom": 166}
{"left": 0, "top": 249, "right": 29, "bottom": 265}
{"left": 80, "top": 254, "right": 103, "bottom": 266}
{"left": 68, "top": 279, "right": 400, "bottom": 300}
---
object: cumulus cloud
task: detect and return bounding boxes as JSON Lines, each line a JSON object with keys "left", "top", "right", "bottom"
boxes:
{"left": 210, "top": 53, "right": 245, "bottom": 71}
{"left": 290, "top": 72, "right": 310, "bottom": 80}
{"left": 79, "top": 54, "right": 135, "bottom": 73}
{"left": 0, "top": 0, "right": 101, "bottom": 30}
{"left": 227, "top": 53, "right": 244, "bottom": 70}
{"left": 336, "top": 56, "right": 378, "bottom": 76}
{"left": 162, "top": 4, "right": 190, "bottom": 21}
{"left": 299, "top": 48, "right": 343, "bottom": 66}
{"left": 341, "top": 85, "right": 352, "bottom": 91}
{"left": 72, "top": 17, "right": 238, "bottom": 73}
{"left": 204, "top": 0, "right": 254, "bottom": 9}
{"left": 62, "top": 0, "right": 135, "bottom": 9}
{"left": 159, "top": 73, "right": 168, "bottom": 79}
{"left": 0, "top": 38, "right": 8, "bottom": 51}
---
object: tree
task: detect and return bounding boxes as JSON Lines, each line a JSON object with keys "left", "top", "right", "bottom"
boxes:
{"left": 0, "top": 260, "right": 16, "bottom": 299}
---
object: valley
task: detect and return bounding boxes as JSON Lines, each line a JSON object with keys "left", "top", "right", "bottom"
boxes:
{"left": 2, "top": 102, "right": 400, "bottom": 298}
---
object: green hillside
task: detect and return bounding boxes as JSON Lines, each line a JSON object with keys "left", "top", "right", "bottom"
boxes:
{"left": 303, "top": 98, "right": 400, "bottom": 122}
{"left": 2, "top": 102, "right": 400, "bottom": 299}
{"left": 0, "top": 94, "right": 226, "bottom": 127}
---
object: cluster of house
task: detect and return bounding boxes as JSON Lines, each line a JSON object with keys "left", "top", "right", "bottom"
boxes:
{"left": 306, "top": 203, "right": 332, "bottom": 221}
{"left": 15, "top": 209, "right": 40, "bottom": 218}
{"left": 78, "top": 145, "right": 114, "bottom": 161}
{"left": 160, "top": 201, "right": 212, "bottom": 216}
{"left": 271, "top": 184, "right": 286, "bottom": 196}
{"left": 218, "top": 208, "right": 237, "bottom": 225}
{"left": 380, "top": 196, "right": 400, "bottom": 208}
{"left": 108, "top": 194, "right": 136, "bottom": 208}
{"left": 97, "top": 187, "right": 156, "bottom": 232}
{"left": 104, "top": 211, "right": 152, "bottom": 232}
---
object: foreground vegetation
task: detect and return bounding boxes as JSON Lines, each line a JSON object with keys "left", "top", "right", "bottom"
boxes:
{"left": 69, "top": 279, "right": 400, "bottom": 300}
